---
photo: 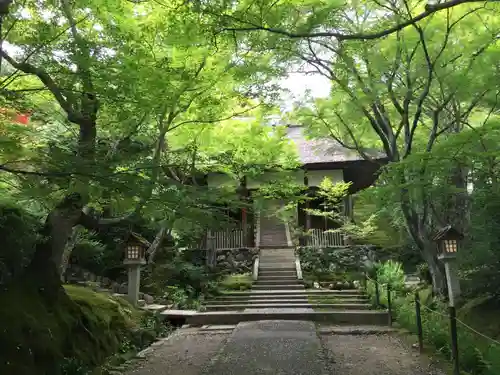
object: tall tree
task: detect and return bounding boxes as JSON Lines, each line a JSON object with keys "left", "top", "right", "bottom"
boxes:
{"left": 0, "top": 0, "right": 283, "bottom": 293}
{"left": 217, "top": 0, "right": 500, "bottom": 292}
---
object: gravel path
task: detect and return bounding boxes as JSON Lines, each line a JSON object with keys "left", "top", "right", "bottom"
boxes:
{"left": 321, "top": 334, "right": 446, "bottom": 375}
{"left": 202, "top": 320, "right": 330, "bottom": 375}
{"left": 122, "top": 323, "right": 447, "bottom": 375}
{"left": 123, "top": 330, "right": 230, "bottom": 375}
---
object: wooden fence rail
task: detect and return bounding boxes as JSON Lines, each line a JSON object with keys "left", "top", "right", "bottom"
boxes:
{"left": 306, "top": 229, "right": 345, "bottom": 247}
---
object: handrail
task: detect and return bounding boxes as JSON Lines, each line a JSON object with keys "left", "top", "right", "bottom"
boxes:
{"left": 252, "top": 255, "right": 259, "bottom": 281}
{"left": 295, "top": 253, "right": 303, "bottom": 280}
{"left": 284, "top": 221, "right": 293, "bottom": 247}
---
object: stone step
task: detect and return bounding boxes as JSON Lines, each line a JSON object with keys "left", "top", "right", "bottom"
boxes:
{"left": 259, "top": 267, "right": 296, "bottom": 272}
{"left": 220, "top": 289, "right": 365, "bottom": 297}
{"left": 254, "top": 279, "right": 299, "bottom": 285}
{"left": 204, "top": 303, "right": 372, "bottom": 311}
{"left": 212, "top": 295, "right": 368, "bottom": 302}
{"left": 258, "top": 271, "right": 296, "bottom": 278}
{"left": 258, "top": 268, "right": 296, "bottom": 273}
{"left": 252, "top": 284, "right": 304, "bottom": 290}
{"left": 261, "top": 245, "right": 295, "bottom": 254}
{"left": 258, "top": 245, "right": 294, "bottom": 249}
{"left": 204, "top": 297, "right": 309, "bottom": 305}
{"left": 259, "top": 261, "right": 295, "bottom": 268}
{"left": 183, "top": 310, "right": 390, "bottom": 326}
{"left": 259, "top": 260, "right": 295, "bottom": 270}
{"left": 257, "top": 275, "right": 302, "bottom": 283}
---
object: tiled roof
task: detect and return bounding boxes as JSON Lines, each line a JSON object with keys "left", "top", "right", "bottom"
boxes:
{"left": 285, "top": 125, "right": 385, "bottom": 165}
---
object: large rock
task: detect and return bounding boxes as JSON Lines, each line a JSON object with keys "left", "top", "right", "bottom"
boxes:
{"left": 119, "top": 283, "right": 128, "bottom": 294}
{"left": 143, "top": 293, "right": 154, "bottom": 304}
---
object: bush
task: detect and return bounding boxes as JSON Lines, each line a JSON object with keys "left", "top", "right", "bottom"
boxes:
{"left": 366, "top": 261, "right": 500, "bottom": 375}
{"left": 0, "top": 202, "right": 41, "bottom": 284}
{"left": 142, "top": 255, "right": 220, "bottom": 310}
{"left": 376, "top": 259, "right": 405, "bottom": 291}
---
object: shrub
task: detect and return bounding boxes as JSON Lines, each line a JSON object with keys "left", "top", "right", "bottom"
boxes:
{"left": 0, "top": 202, "right": 41, "bottom": 284}
{"left": 366, "top": 261, "right": 500, "bottom": 375}
{"left": 376, "top": 259, "right": 405, "bottom": 291}
{"left": 143, "top": 257, "right": 218, "bottom": 298}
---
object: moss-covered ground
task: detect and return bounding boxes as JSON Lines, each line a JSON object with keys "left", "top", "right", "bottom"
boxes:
{"left": 0, "top": 284, "right": 171, "bottom": 375}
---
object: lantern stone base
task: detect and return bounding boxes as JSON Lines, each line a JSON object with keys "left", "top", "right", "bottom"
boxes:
{"left": 126, "top": 265, "right": 142, "bottom": 306}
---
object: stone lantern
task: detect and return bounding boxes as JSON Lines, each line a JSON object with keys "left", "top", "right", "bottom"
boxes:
{"left": 123, "top": 232, "right": 149, "bottom": 306}
{"left": 432, "top": 225, "right": 464, "bottom": 306}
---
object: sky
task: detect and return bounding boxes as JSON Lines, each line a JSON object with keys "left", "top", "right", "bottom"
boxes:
{"left": 281, "top": 72, "right": 331, "bottom": 107}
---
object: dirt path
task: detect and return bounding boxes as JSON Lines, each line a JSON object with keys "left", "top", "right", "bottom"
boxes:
{"left": 122, "top": 322, "right": 446, "bottom": 375}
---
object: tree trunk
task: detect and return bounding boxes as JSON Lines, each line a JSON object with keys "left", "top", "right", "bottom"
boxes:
{"left": 400, "top": 195, "right": 447, "bottom": 295}
{"left": 22, "top": 193, "right": 86, "bottom": 294}
{"left": 146, "top": 226, "right": 168, "bottom": 264}
{"left": 420, "top": 239, "right": 447, "bottom": 296}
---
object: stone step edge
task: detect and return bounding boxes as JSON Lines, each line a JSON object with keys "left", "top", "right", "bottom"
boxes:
{"left": 203, "top": 303, "right": 372, "bottom": 309}
{"left": 182, "top": 310, "right": 390, "bottom": 326}
{"left": 219, "top": 289, "right": 364, "bottom": 295}
{"left": 206, "top": 298, "right": 369, "bottom": 303}
{"left": 317, "top": 325, "right": 397, "bottom": 335}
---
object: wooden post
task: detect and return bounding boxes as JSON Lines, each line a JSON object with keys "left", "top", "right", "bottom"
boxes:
{"left": 375, "top": 274, "right": 380, "bottom": 307}
{"left": 305, "top": 198, "right": 311, "bottom": 232}
{"left": 242, "top": 207, "right": 247, "bottom": 247}
{"left": 387, "top": 283, "right": 393, "bottom": 326}
{"left": 415, "top": 291, "right": 424, "bottom": 353}
{"left": 449, "top": 306, "right": 460, "bottom": 375}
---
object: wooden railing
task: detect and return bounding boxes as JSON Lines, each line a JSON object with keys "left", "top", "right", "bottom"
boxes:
{"left": 306, "top": 229, "right": 345, "bottom": 247}
{"left": 208, "top": 224, "right": 253, "bottom": 249}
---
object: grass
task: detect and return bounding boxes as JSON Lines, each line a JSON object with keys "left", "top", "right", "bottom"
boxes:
{"left": 219, "top": 273, "right": 253, "bottom": 291}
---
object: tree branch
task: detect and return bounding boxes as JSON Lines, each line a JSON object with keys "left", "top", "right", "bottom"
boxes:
{"left": 223, "top": 0, "right": 488, "bottom": 41}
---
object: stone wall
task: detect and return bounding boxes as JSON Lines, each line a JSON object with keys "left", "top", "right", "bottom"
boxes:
{"left": 297, "top": 245, "right": 374, "bottom": 274}
{"left": 215, "top": 248, "right": 259, "bottom": 274}
{"left": 180, "top": 247, "right": 259, "bottom": 274}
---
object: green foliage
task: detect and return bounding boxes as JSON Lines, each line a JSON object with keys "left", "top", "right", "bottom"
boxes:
{"left": 0, "top": 284, "right": 171, "bottom": 375}
{"left": 366, "top": 280, "right": 500, "bottom": 375}
{"left": 375, "top": 260, "right": 405, "bottom": 291}
{"left": 219, "top": 273, "right": 253, "bottom": 291}
{"left": 0, "top": 200, "right": 41, "bottom": 283}
{"left": 142, "top": 255, "right": 219, "bottom": 308}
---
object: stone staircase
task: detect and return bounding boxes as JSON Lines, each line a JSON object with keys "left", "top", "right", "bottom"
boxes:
{"left": 259, "top": 216, "right": 289, "bottom": 248}
{"left": 187, "top": 248, "right": 389, "bottom": 325}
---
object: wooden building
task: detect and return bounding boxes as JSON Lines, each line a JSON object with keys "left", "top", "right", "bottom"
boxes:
{"left": 202, "top": 125, "right": 386, "bottom": 249}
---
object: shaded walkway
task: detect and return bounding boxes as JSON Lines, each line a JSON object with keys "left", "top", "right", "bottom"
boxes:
{"left": 124, "top": 321, "right": 445, "bottom": 375}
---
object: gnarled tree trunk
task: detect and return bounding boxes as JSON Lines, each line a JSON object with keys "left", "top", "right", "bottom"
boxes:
{"left": 21, "top": 193, "right": 86, "bottom": 299}
{"left": 401, "top": 193, "right": 447, "bottom": 295}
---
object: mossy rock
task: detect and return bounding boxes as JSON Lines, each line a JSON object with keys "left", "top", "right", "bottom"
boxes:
{"left": 0, "top": 283, "right": 143, "bottom": 375}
